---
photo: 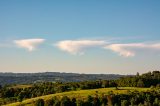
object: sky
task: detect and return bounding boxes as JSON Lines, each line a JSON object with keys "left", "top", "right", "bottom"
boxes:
{"left": 0, "top": 0, "right": 160, "bottom": 74}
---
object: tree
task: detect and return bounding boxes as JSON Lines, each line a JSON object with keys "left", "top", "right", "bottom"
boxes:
{"left": 130, "top": 97, "right": 136, "bottom": 106}
{"left": 100, "top": 94, "right": 108, "bottom": 106}
{"left": 136, "top": 72, "right": 140, "bottom": 77}
{"left": 93, "top": 96, "right": 101, "bottom": 106}
{"left": 71, "top": 98, "right": 76, "bottom": 106}
{"left": 52, "top": 97, "right": 60, "bottom": 106}
{"left": 61, "top": 96, "right": 71, "bottom": 106}
{"left": 17, "top": 92, "right": 24, "bottom": 102}
{"left": 86, "top": 95, "right": 93, "bottom": 106}
{"left": 144, "top": 101, "right": 151, "bottom": 106}
{"left": 0, "top": 85, "right": 2, "bottom": 89}
{"left": 76, "top": 99, "right": 84, "bottom": 106}
{"left": 153, "top": 98, "right": 159, "bottom": 106}
{"left": 35, "top": 99, "right": 44, "bottom": 106}
{"left": 45, "top": 98, "right": 54, "bottom": 106}
{"left": 102, "top": 80, "right": 109, "bottom": 88}
{"left": 137, "top": 79, "right": 145, "bottom": 87}
{"left": 121, "top": 100, "right": 129, "bottom": 106}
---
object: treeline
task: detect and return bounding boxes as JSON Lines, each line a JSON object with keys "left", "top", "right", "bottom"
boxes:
{"left": 0, "top": 71, "right": 160, "bottom": 105}
{"left": 0, "top": 81, "right": 118, "bottom": 105}
{"left": 0, "top": 72, "right": 123, "bottom": 86}
{"left": 116, "top": 71, "right": 160, "bottom": 87}
{"left": 33, "top": 89, "right": 160, "bottom": 106}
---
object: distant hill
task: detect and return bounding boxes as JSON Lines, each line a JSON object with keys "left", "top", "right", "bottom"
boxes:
{"left": 0, "top": 72, "right": 125, "bottom": 86}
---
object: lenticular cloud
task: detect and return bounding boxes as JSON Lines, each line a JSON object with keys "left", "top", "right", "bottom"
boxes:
{"left": 14, "top": 39, "right": 45, "bottom": 51}
{"left": 55, "top": 40, "right": 106, "bottom": 55}
{"left": 13, "top": 38, "right": 160, "bottom": 57}
{"left": 104, "top": 43, "right": 160, "bottom": 57}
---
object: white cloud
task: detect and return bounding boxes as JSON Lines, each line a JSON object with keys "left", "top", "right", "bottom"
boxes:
{"left": 14, "top": 39, "right": 45, "bottom": 51}
{"left": 12, "top": 38, "right": 160, "bottom": 57}
{"left": 104, "top": 43, "right": 160, "bottom": 57}
{"left": 55, "top": 40, "right": 106, "bottom": 55}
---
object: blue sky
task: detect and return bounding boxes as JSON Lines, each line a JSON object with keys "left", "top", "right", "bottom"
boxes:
{"left": 0, "top": 0, "right": 160, "bottom": 74}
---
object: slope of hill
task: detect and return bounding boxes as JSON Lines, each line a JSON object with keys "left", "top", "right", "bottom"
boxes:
{"left": 5, "top": 87, "right": 150, "bottom": 106}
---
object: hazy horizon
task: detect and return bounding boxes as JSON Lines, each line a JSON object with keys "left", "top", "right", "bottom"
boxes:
{"left": 0, "top": 70, "right": 136, "bottom": 75}
{"left": 0, "top": 0, "right": 160, "bottom": 74}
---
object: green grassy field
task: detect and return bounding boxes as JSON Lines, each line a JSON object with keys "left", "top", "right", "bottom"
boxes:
{"left": 4, "top": 87, "right": 151, "bottom": 106}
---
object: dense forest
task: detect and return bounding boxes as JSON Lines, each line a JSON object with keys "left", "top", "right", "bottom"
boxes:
{"left": 0, "top": 71, "right": 160, "bottom": 106}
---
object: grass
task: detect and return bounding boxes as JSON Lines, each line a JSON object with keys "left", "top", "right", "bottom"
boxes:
{"left": 4, "top": 87, "right": 151, "bottom": 106}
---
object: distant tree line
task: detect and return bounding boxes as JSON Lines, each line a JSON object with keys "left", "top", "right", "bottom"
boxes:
{"left": 0, "top": 72, "right": 123, "bottom": 86}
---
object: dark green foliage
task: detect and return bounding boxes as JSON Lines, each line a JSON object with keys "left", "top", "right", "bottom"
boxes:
{"left": 17, "top": 91, "right": 24, "bottom": 102}
{"left": 93, "top": 96, "right": 101, "bottom": 106}
{"left": 153, "top": 98, "right": 160, "bottom": 106}
{"left": 76, "top": 99, "right": 84, "bottom": 106}
{"left": 137, "top": 79, "right": 144, "bottom": 87}
{"left": 102, "top": 80, "right": 109, "bottom": 88}
{"left": 35, "top": 99, "right": 44, "bottom": 106}
{"left": 71, "top": 98, "right": 76, "bottom": 106}
{"left": 121, "top": 100, "right": 129, "bottom": 106}
{"left": 53, "top": 100, "right": 60, "bottom": 106}
{"left": 86, "top": 95, "right": 93, "bottom": 106}
{"left": 61, "top": 96, "right": 71, "bottom": 106}
{"left": 116, "top": 71, "right": 160, "bottom": 87}
{"left": 100, "top": 94, "right": 108, "bottom": 106}
{"left": 45, "top": 98, "right": 54, "bottom": 106}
